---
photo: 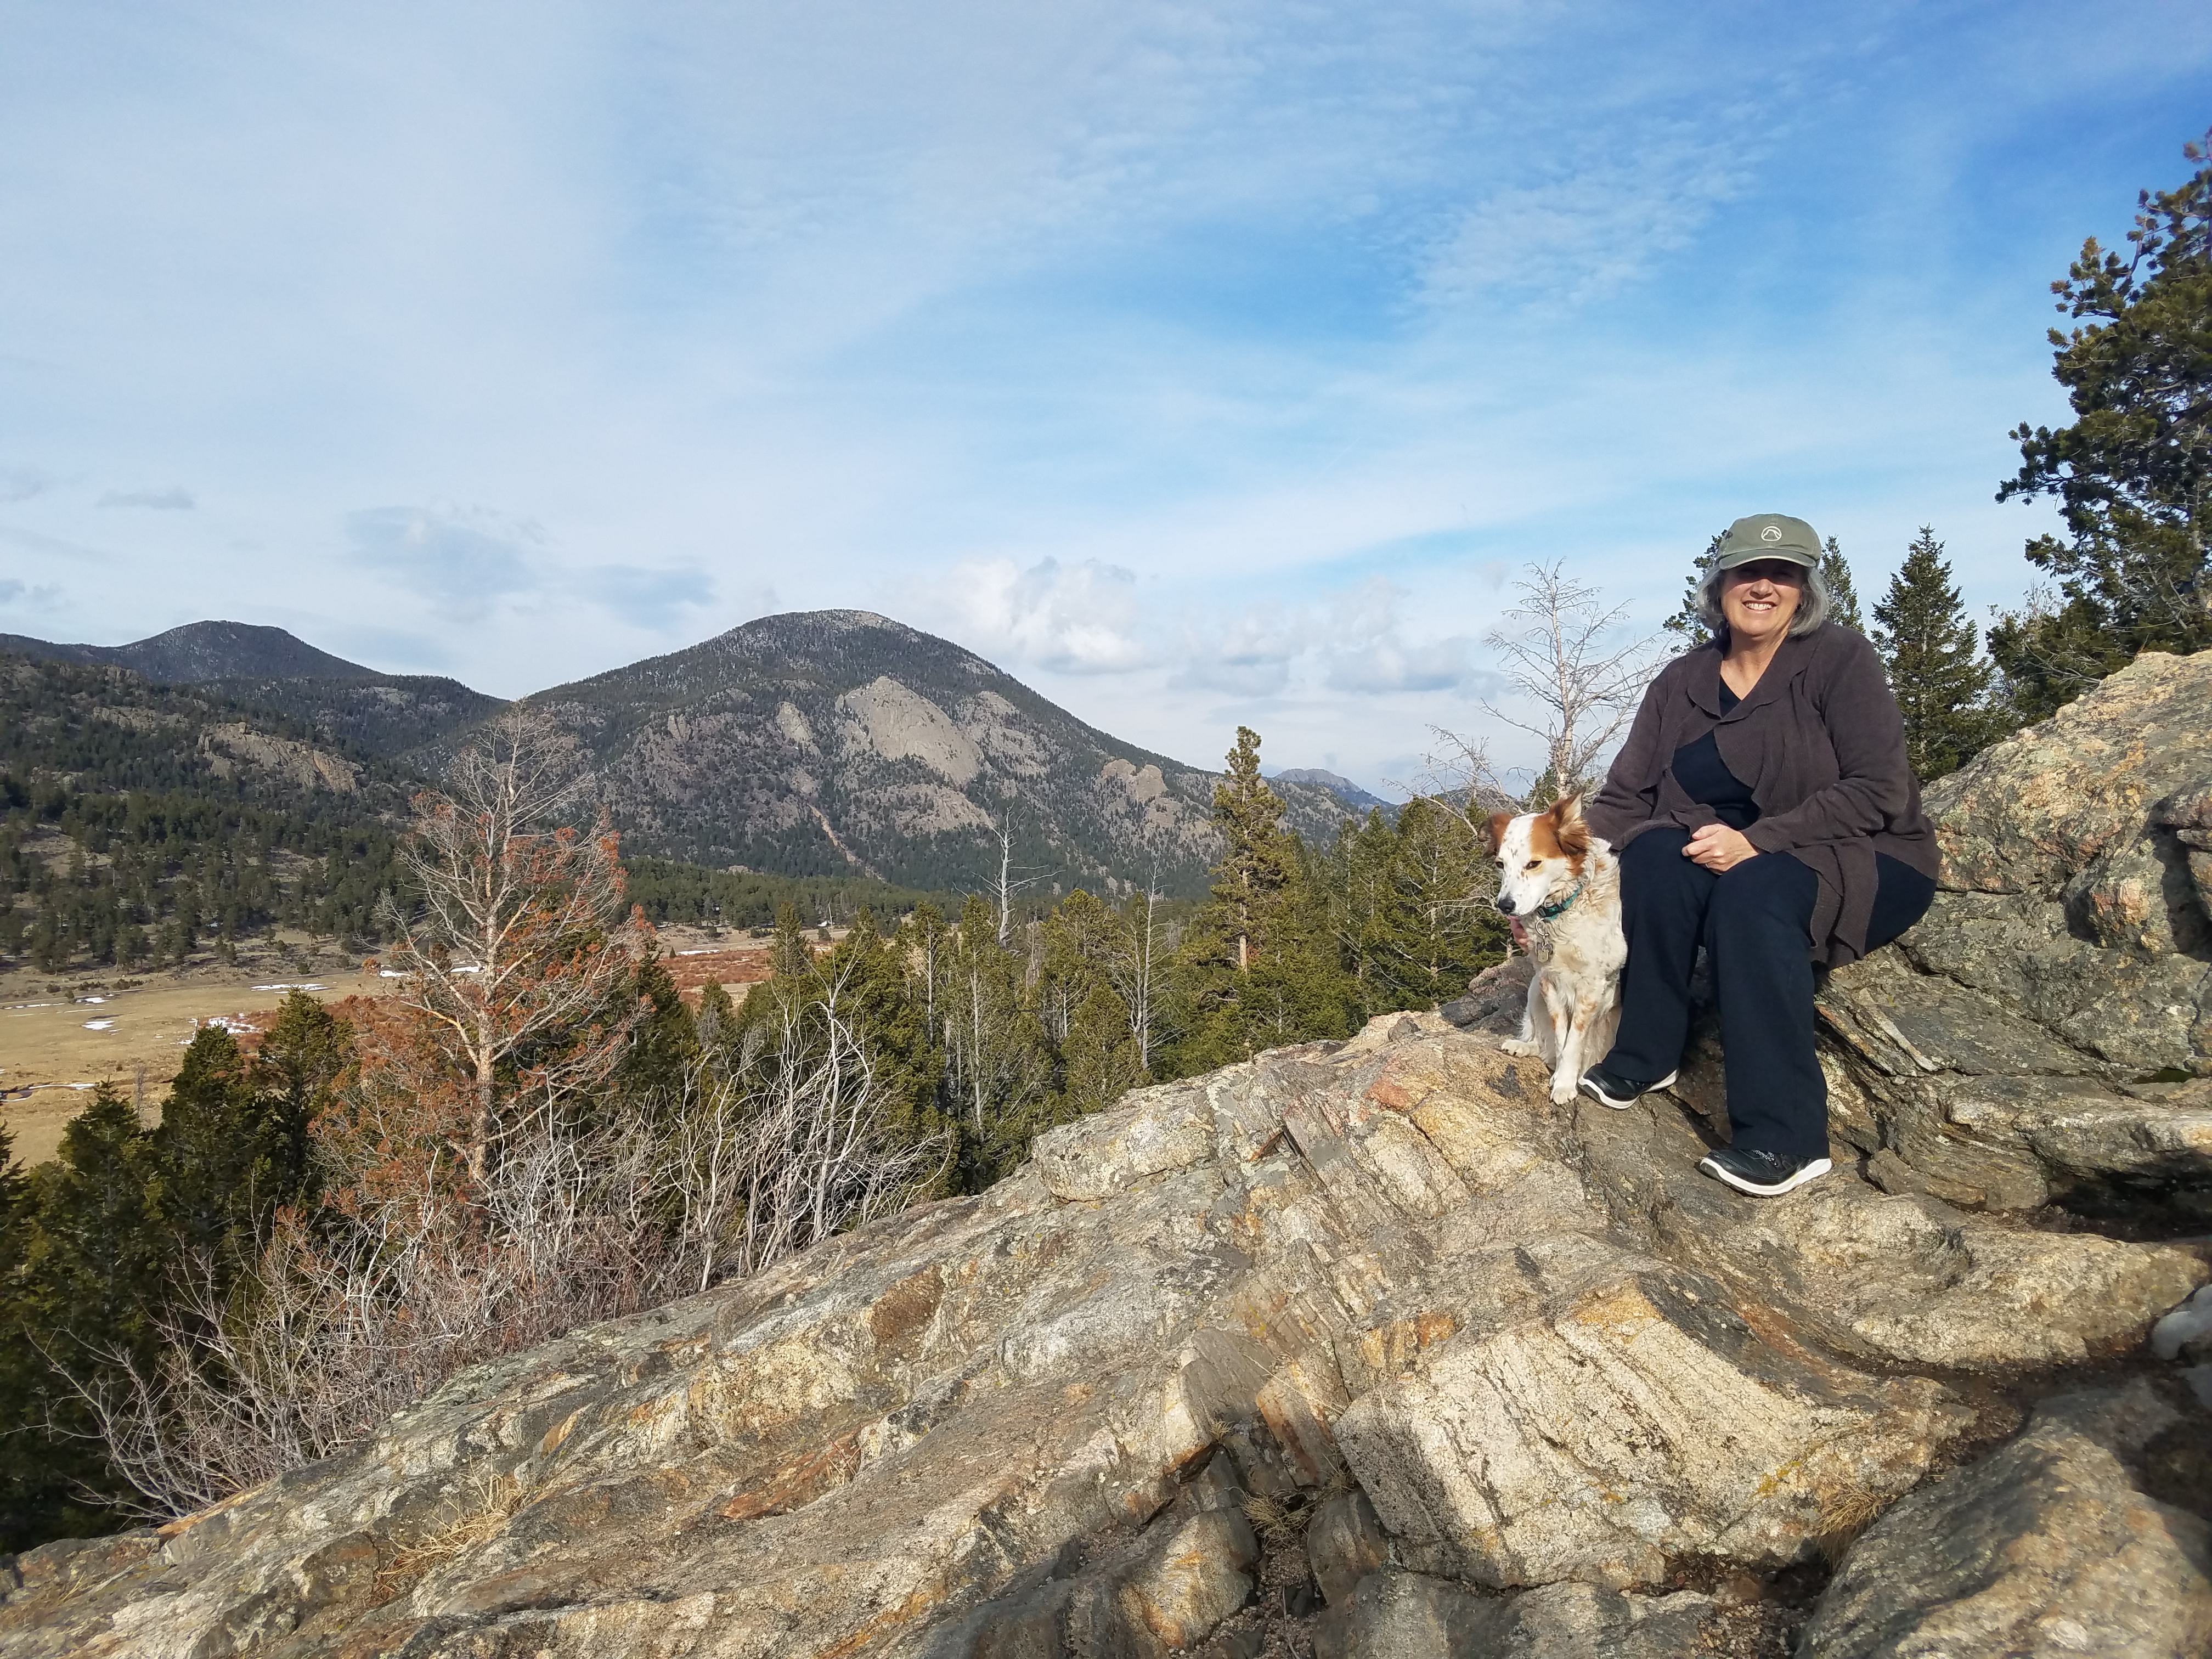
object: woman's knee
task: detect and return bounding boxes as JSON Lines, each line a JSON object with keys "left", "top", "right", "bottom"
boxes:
{"left": 1709, "top": 851, "right": 1818, "bottom": 932}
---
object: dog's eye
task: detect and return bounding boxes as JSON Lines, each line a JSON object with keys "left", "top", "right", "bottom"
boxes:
{"left": 1523, "top": 859, "right": 1542, "bottom": 871}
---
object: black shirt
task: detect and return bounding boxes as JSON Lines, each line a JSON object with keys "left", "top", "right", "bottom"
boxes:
{"left": 1669, "top": 681, "right": 1759, "bottom": 830}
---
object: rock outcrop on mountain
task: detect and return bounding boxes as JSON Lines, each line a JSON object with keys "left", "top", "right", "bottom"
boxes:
{"left": 7, "top": 653, "right": 2211, "bottom": 1659}
{"left": 527, "top": 610, "right": 1352, "bottom": 894}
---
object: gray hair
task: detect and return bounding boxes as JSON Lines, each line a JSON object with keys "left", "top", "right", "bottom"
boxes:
{"left": 1694, "top": 558, "right": 1833, "bottom": 641}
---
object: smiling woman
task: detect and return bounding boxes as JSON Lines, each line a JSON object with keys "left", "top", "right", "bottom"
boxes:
{"left": 1583, "top": 512, "right": 1938, "bottom": 1199}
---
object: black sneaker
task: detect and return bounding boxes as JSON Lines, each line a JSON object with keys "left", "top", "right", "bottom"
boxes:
{"left": 1697, "top": 1146, "right": 1832, "bottom": 1197}
{"left": 1578, "top": 1063, "right": 1679, "bottom": 1110}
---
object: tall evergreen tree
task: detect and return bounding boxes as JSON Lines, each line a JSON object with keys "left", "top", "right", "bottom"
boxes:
{"left": 1166, "top": 729, "right": 1356, "bottom": 1074}
{"left": 11, "top": 1087, "right": 167, "bottom": 1544}
{"left": 1367, "top": 798, "right": 1508, "bottom": 1012}
{"left": 938, "top": 895, "right": 1053, "bottom": 1188}
{"left": 1662, "top": 531, "right": 1726, "bottom": 644}
{"left": 1055, "top": 984, "right": 1146, "bottom": 1122}
{"left": 151, "top": 1026, "right": 269, "bottom": 1268}
{"left": 1872, "top": 528, "right": 2005, "bottom": 780}
{"left": 1819, "top": 537, "right": 1865, "bottom": 632}
{"left": 1993, "top": 132, "right": 2212, "bottom": 718}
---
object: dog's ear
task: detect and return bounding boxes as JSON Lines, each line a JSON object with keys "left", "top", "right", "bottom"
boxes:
{"left": 1484, "top": 811, "right": 1512, "bottom": 856}
{"left": 1550, "top": 792, "right": 1592, "bottom": 857}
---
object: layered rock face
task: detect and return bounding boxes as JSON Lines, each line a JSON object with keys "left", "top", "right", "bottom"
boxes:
{"left": 7, "top": 655, "right": 2212, "bottom": 1659}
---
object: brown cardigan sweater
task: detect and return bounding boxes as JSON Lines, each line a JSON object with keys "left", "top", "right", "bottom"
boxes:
{"left": 1587, "top": 624, "right": 1938, "bottom": 966}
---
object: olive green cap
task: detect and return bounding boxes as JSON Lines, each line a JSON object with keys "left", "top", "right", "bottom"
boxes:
{"left": 1713, "top": 512, "right": 1821, "bottom": 570}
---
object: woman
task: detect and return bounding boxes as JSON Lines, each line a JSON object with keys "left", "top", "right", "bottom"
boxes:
{"left": 1581, "top": 513, "right": 1938, "bottom": 1197}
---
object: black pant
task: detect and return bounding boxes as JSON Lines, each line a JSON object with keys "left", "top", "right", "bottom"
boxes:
{"left": 1604, "top": 828, "right": 1935, "bottom": 1160}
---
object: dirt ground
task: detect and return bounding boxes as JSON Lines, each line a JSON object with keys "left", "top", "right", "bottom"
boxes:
{"left": 0, "top": 924, "right": 801, "bottom": 1166}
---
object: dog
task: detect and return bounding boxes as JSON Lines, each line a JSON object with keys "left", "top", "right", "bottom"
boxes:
{"left": 1482, "top": 793, "right": 1627, "bottom": 1105}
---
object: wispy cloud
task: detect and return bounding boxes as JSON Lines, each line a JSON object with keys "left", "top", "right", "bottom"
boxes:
{"left": 0, "top": 467, "right": 53, "bottom": 504}
{"left": 0, "top": 578, "right": 64, "bottom": 610}
{"left": 98, "top": 486, "right": 195, "bottom": 510}
{"left": 345, "top": 506, "right": 544, "bottom": 622}
{"left": 1417, "top": 126, "right": 1758, "bottom": 312}
{"left": 0, "top": 523, "right": 110, "bottom": 562}
{"left": 571, "top": 564, "right": 715, "bottom": 631}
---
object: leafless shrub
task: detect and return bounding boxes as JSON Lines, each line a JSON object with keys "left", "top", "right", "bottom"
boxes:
{"left": 72, "top": 968, "right": 943, "bottom": 1520}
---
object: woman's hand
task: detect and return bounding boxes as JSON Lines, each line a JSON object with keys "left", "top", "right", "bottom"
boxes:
{"left": 1684, "top": 823, "right": 1759, "bottom": 872}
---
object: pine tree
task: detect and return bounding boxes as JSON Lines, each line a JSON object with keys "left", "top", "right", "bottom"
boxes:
{"left": 819, "top": 909, "right": 946, "bottom": 1153}
{"left": 1166, "top": 729, "right": 1356, "bottom": 1074}
{"left": 1994, "top": 132, "right": 2212, "bottom": 719}
{"left": 695, "top": 979, "right": 738, "bottom": 1047}
{"left": 1368, "top": 799, "right": 1508, "bottom": 1012}
{"left": 611, "top": 952, "right": 702, "bottom": 1104}
{"left": 12, "top": 1086, "right": 167, "bottom": 1543}
{"left": 1056, "top": 984, "right": 1145, "bottom": 1120}
{"left": 1662, "top": 531, "right": 1726, "bottom": 644}
{"left": 1211, "top": 728, "right": 1301, "bottom": 977}
{"left": 938, "top": 896, "right": 1052, "bottom": 1189}
{"left": 768, "top": 902, "right": 814, "bottom": 981}
{"left": 1872, "top": 528, "right": 2004, "bottom": 779}
{"left": 151, "top": 1026, "right": 269, "bottom": 1267}
{"left": 1819, "top": 537, "right": 1865, "bottom": 631}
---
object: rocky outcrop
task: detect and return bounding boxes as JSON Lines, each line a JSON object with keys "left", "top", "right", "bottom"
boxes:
{"left": 3, "top": 1008, "right": 2202, "bottom": 1657}
{"left": 1815, "top": 651, "right": 2212, "bottom": 1224}
{"left": 7, "top": 652, "right": 2212, "bottom": 1658}
{"left": 1801, "top": 1384, "right": 2212, "bottom": 1657}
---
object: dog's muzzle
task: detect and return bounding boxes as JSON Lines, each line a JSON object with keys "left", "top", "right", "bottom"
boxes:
{"left": 1494, "top": 894, "right": 1517, "bottom": 916}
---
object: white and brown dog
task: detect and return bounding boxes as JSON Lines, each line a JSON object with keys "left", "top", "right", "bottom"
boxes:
{"left": 1483, "top": 794, "right": 1627, "bottom": 1104}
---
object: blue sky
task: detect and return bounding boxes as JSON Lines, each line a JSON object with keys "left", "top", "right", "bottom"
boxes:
{"left": 2, "top": 1, "right": 2207, "bottom": 794}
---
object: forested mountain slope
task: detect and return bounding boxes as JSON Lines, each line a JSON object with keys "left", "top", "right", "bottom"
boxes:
{"left": 529, "top": 609, "right": 1353, "bottom": 894}
{"left": 0, "top": 656, "right": 411, "bottom": 965}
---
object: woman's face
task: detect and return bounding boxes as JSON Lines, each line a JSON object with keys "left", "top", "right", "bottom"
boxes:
{"left": 1721, "top": 559, "right": 1804, "bottom": 646}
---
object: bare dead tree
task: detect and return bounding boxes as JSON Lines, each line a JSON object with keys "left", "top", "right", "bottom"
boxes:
{"left": 983, "top": 797, "right": 1052, "bottom": 946}
{"left": 1104, "top": 856, "right": 1167, "bottom": 1073}
{"left": 1478, "top": 561, "right": 1666, "bottom": 804}
{"left": 377, "top": 704, "right": 647, "bottom": 1182}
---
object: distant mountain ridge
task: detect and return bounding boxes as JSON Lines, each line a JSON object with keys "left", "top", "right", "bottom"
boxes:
{"left": 1272, "top": 767, "right": 1390, "bottom": 812}
{"left": 0, "top": 622, "right": 506, "bottom": 760}
{"left": 1, "top": 611, "right": 1363, "bottom": 896}
{"left": 0, "top": 620, "right": 374, "bottom": 681}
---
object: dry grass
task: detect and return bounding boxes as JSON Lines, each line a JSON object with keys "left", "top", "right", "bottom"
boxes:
{"left": 372, "top": 1470, "right": 527, "bottom": 1602}
{"left": 1240, "top": 1468, "right": 1356, "bottom": 1550}
{"left": 1812, "top": 1484, "right": 1889, "bottom": 1565}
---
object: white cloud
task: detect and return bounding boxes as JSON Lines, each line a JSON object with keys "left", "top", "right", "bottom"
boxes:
{"left": 98, "top": 486, "right": 195, "bottom": 510}
{"left": 928, "top": 556, "right": 1155, "bottom": 674}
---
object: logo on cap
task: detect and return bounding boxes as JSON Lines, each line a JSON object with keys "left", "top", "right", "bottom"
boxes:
{"left": 1760, "top": 525, "right": 1782, "bottom": 542}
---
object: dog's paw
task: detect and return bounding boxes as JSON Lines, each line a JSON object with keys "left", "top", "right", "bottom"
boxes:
{"left": 1499, "top": 1037, "right": 1541, "bottom": 1058}
{"left": 1550, "top": 1076, "right": 1579, "bottom": 1105}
